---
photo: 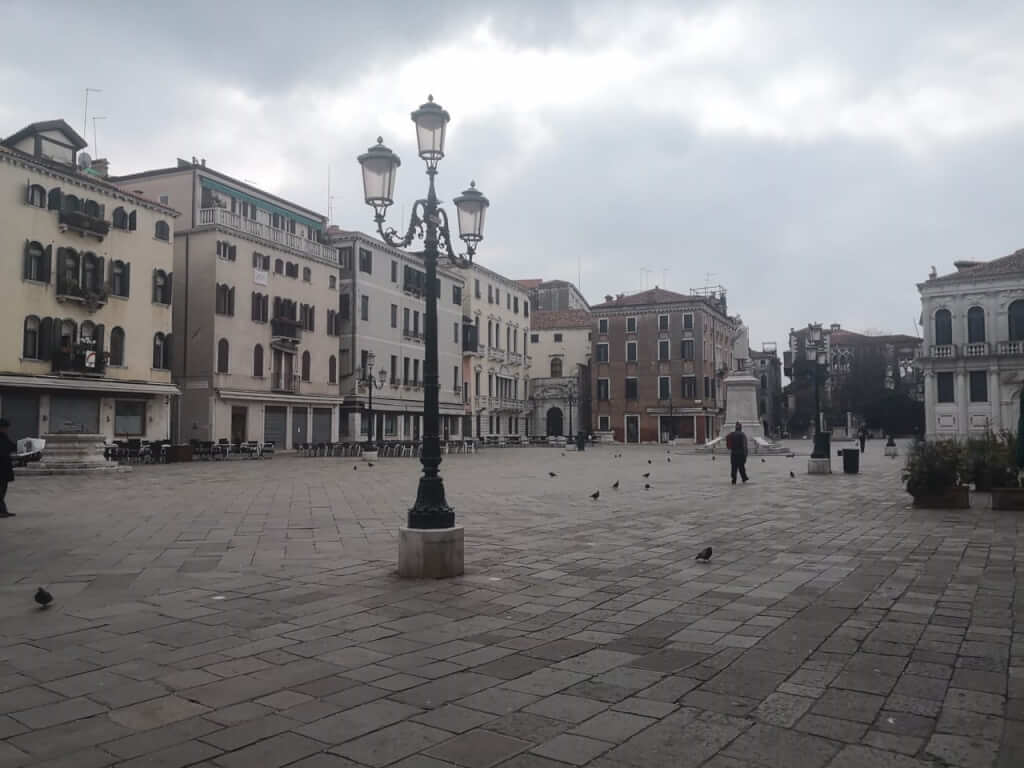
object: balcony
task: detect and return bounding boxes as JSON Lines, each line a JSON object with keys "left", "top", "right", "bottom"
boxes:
{"left": 998, "top": 341, "right": 1024, "bottom": 356}
{"left": 930, "top": 344, "right": 956, "bottom": 359}
{"left": 271, "top": 317, "right": 302, "bottom": 340}
{"left": 964, "top": 342, "right": 990, "bottom": 357}
{"left": 271, "top": 371, "right": 300, "bottom": 393}
{"left": 487, "top": 347, "right": 506, "bottom": 363}
{"left": 58, "top": 210, "right": 110, "bottom": 240}
{"left": 52, "top": 345, "right": 106, "bottom": 376}
{"left": 403, "top": 328, "right": 424, "bottom": 342}
{"left": 55, "top": 279, "right": 108, "bottom": 312}
{"left": 509, "top": 352, "right": 523, "bottom": 365}
{"left": 198, "top": 207, "right": 337, "bottom": 263}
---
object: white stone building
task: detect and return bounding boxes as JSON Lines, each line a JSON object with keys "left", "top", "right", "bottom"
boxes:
{"left": 918, "top": 250, "right": 1024, "bottom": 440}
{"left": 526, "top": 309, "right": 592, "bottom": 437}
{"left": 113, "top": 159, "right": 343, "bottom": 448}
{"left": 0, "top": 119, "right": 180, "bottom": 441}
{"left": 329, "top": 229, "right": 467, "bottom": 442}
{"left": 462, "top": 265, "right": 531, "bottom": 438}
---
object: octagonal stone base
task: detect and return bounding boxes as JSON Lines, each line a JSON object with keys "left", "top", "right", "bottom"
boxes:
{"left": 398, "top": 526, "right": 464, "bottom": 579}
{"left": 807, "top": 457, "right": 832, "bottom": 475}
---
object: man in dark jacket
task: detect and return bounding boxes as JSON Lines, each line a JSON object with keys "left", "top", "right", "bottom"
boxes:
{"left": 725, "top": 422, "right": 749, "bottom": 484}
{"left": 0, "top": 418, "right": 15, "bottom": 518}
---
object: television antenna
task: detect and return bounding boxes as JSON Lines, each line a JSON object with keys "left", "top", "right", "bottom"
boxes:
{"left": 92, "top": 116, "right": 106, "bottom": 159}
{"left": 82, "top": 87, "right": 102, "bottom": 137}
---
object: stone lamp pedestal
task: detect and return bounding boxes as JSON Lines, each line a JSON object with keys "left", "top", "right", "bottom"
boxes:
{"left": 398, "top": 526, "right": 464, "bottom": 578}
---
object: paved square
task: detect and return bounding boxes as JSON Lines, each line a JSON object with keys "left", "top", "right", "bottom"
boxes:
{"left": 0, "top": 442, "right": 1019, "bottom": 766}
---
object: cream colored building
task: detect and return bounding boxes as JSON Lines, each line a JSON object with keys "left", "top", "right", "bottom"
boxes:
{"left": 462, "top": 265, "right": 531, "bottom": 437}
{"left": 0, "top": 119, "right": 179, "bottom": 441}
{"left": 327, "top": 229, "right": 466, "bottom": 441}
{"left": 527, "top": 309, "right": 592, "bottom": 437}
{"left": 113, "top": 159, "right": 342, "bottom": 448}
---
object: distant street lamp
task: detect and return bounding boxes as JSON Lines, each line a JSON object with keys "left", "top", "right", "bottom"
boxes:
{"left": 358, "top": 95, "right": 489, "bottom": 530}
{"left": 361, "top": 352, "right": 387, "bottom": 451}
{"left": 566, "top": 377, "right": 577, "bottom": 438}
{"left": 807, "top": 324, "right": 830, "bottom": 460}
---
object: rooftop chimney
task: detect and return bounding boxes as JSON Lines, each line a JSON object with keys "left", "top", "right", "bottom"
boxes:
{"left": 91, "top": 158, "right": 109, "bottom": 178}
{"left": 604, "top": 295, "right": 613, "bottom": 303}
{"left": 200, "top": 158, "right": 206, "bottom": 167}
{"left": 830, "top": 323, "right": 841, "bottom": 332}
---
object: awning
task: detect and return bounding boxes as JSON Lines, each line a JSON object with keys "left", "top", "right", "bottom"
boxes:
{"left": 0, "top": 374, "right": 180, "bottom": 396}
{"left": 217, "top": 389, "right": 343, "bottom": 406}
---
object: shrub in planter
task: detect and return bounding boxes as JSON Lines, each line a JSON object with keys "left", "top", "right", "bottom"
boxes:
{"left": 967, "top": 433, "right": 1003, "bottom": 491}
{"left": 903, "top": 438, "right": 969, "bottom": 507}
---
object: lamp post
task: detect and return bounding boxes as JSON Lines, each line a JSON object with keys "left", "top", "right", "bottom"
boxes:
{"left": 361, "top": 352, "right": 387, "bottom": 452}
{"left": 566, "top": 378, "right": 577, "bottom": 438}
{"left": 807, "top": 324, "right": 830, "bottom": 460}
{"left": 358, "top": 95, "right": 489, "bottom": 531}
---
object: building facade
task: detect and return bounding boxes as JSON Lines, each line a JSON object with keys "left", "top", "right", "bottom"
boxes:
{"left": 328, "top": 229, "right": 466, "bottom": 442}
{"left": 0, "top": 119, "right": 180, "bottom": 441}
{"left": 527, "top": 309, "right": 592, "bottom": 437}
{"left": 462, "top": 265, "right": 531, "bottom": 437}
{"left": 590, "top": 287, "right": 736, "bottom": 444}
{"left": 518, "top": 279, "right": 590, "bottom": 312}
{"left": 750, "top": 342, "right": 783, "bottom": 436}
{"left": 113, "top": 159, "right": 343, "bottom": 448}
{"left": 918, "top": 251, "right": 1024, "bottom": 440}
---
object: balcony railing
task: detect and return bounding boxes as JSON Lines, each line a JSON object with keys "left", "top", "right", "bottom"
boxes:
{"left": 487, "top": 347, "right": 505, "bottom": 362}
{"left": 52, "top": 346, "right": 106, "bottom": 376}
{"left": 998, "top": 341, "right": 1024, "bottom": 356}
{"left": 55, "top": 279, "right": 108, "bottom": 312}
{"left": 964, "top": 342, "right": 989, "bottom": 357}
{"left": 402, "top": 328, "right": 424, "bottom": 342}
{"left": 509, "top": 352, "right": 523, "bottom": 365}
{"left": 271, "top": 317, "right": 302, "bottom": 340}
{"left": 930, "top": 344, "right": 956, "bottom": 359}
{"left": 198, "top": 207, "right": 337, "bottom": 263}
{"left": 59, "top": 210, "right": 110, "bottom": 239}
{"left": 271, "top": 371, "right": 300, "bottom": 393}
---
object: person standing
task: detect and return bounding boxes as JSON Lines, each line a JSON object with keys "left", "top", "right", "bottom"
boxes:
{"left": 0, "top": 419, "right": 16, "bottom": 518}
{"left": 858, "top": 425, "right": 867, "bottom": 454}
{"left": 725, "top": 422, "right": 749, "bottom": 484}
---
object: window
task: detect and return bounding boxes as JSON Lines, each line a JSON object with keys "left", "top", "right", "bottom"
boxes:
{"left": 359, "top": 248, "right": 373, "bottom": 274}
{"left": 626, "top": 317, "right": 637, "bottom": 333}
{"left": 413, "top": 359, "right": 420, "bottom": 385}
{"left": 488, "top": 285, "right": 493, "bottom": 303}
{"left": 454, "top": 322, "right": 459, "bottom": 343}
{"left": 384, "top": 413, "right": 397, "bottom": 435}
{"left": 403, "top": 307, "right": 411, "bottom": 333}
{"left": 159, "top": 195, "right": 168, "bottom": 205}
{"left": 112, "top": 207, "right": 129, "bottom": 229}
{"left": 329, "top": 275, "right": 337, "bottom": 289}
{"left": 81, "top": 252, "right": 101, "bottom": 292}
{"left": 475, "top": 279, "right": 481, "bottom": 298}
{"left": 969, "top": 370, "right": 987, "bottom": 402}
{"left": 360, "top": 295, "right": 369, "bottom": 321}
{"left": 285, "top": 262, "right": 299, "bottom": 278}
{"left": 625, "top": 377, "right": 638, "bottom": 400}
{"left": 531, "top": 333, "right": 540, "bottom": 343}
{"left": 114, "top": 401, "right": 145, "bottom": 436}
{"left": 152, "top": 269, "right": 171, "bottom": 304}
{"left": 495, "top": 288, "right": 500, "bottom": 305}
{"left": 599, "top": 415, "right": 610, "bottom": 431}
{"left": 507, "top": 293, "right": 511, "bottom": 309}
{"left": 414, "top": 311, "right": 420, "bottom": 335}
{"left": 109, "top": 327, "right": 125, "bottom": 366}
{"left": 681, "top": 376, "right": 696, "bottom": 398}
{"left": 215, "top": 284, "right": 235, "bottom": 316}
{"left": 658, "top": 340, "right": 670, "bottom": 360}
{"left": 936, "top": 372, "right": 955, "bottom": 403}
{"left": 596, "top": 343, "right": 609, "bottom": 362}
{"left": 658, "top": 314, "right": 669, "bottom": 331}
{"left": 216, "top": 338, "right": 229, "bottom": 373}
{"left": 658, "top": 376, "right": 671, "bottom": 400}
{"left": 550, "top": 358, "right": 563, "bottom": 377}
{"left": 251, "top": 292, "right": 269, "bottom": 323}
{"left": 513, "top": 297, "right": 519, "bottom": 313}
{"left": 390, "top": 260, "right": 398, "bottom": 282}
{"left": 23, "top": 241, "right": 49, "bottom": 283}
{"left": 340, "top": 293, "right": 350, "bottom": 320}
{"left": 111, "top": 260, "right": 129, "bottom": 297}
{"left": 154, "top": 220, "right": 170, "bottom": 241}
{"left": 453, "top": 285, "right": 462, "bottom": 305}
{"left": 554, "top": 333, "right": 563, "bottom": 343}
{"left": 683, "top": 313, "right": 694, "bottom": 330}
{"left": 681, "top": 339, "right": 694, "bottom": 360}
{"left": 524, "top": 301, "right": 529, "bottom": 318}
{"left": 47, "top": 187, "right": 61, "bottom": 210}
{"left": 704, "top": 376, "right": 711, "bottom": 399}
{"left": 22, "top": 316, "right": 40, "bottom": 359}
{"left": 1010, "top": 301, "right": 1024, "bottom": 341}
{"left": 626, "top": 341, "right": 638, "bottom": 362}
{"left": 253, "top": 344, "right": 264, "bottom": 377}
{"left": 339, "top": 246, "right": 353, "bottom": 271}
{"left": 761, "top": 374, "right": 768, "bottom": 390}
{"left": 301, "top": 351, "right": 311, "bottom": 382}
{"left": 253, "top": 252, "right": 269, "bottom": 269}
{"left": 934, "top": 309, "right": 953, "bottom": 346}
{"left": 27, "top": 184, "right": 46, "bottom": 208}
{"left": 597, "top": 378, "right": 610, "bottom": 401}
{"left": 274, "top": 258, "right": 284, "bottom": 274}
{"left": 403, "top": 357, "right": 411, "bottom": 385}
{"left": 216, "top": 240, "right": 236, "bottom": 261}
{"left": 598, "top": 318, "right": 608, "bottom": 334}
{"left": 303, "top": 267, "right": 311, "bottom": 282}
{"left": 153, "top": 333, "right": 169, "bottom": 370}
{"left": 453, "top": 366, "right": 459, "bottom": 391}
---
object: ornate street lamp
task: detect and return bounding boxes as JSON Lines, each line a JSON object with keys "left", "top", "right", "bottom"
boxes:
{"left": 807, "top": 324, "right": 830, "bottom": 460}
{"left": 358, "top": 95, "right": 489, "bottom": 532}
{"left": 566, "top": 377, "right": 577, "bottom": 438}
{"left": 361, "top": 352, "right": 387, "bottom": 452}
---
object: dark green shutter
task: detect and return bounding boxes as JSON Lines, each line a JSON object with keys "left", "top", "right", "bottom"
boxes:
{"left": 22, "top": 240, "right": 31, "bottom": 279}
{"left": 95, "top": 324, "right": 105, "bottom": 372}
{"left": 167, "top": 272, "right": 173, "bottom": 303}
{"left": 38, "top": 317, "right": 53, "bottom": 361}
{"left": 42, "top": 245, "right": 52, "bottom": 283}
{"left": 123, "top": 262, "right": 130, "bottom": 297}
{"left": 128, "top": 210, "right": 137, "bottom": 231}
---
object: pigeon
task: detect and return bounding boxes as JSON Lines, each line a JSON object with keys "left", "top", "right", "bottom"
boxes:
{"left": 642, "top": 472, "right": 650, "bottom": 478}
{"left": 590, "top": 490, "right": 600, "bottom": 500}
{"left": 353, "top": 465, "right": 358, "bottom": 470}
{"left": 367, "top": 462, "right": 374, "bottom": 467}
{"left": 644, "top": 483, "right": 650, "bottom": 489}
{"left": 549, "top": 471, "right": 557, "bottom": 477}
{"left": 789, "top": 471, "right": 795, "bottom": 478}
{"left": 695, "top": 547, "right": 712, "bottom": 562}
{"left": 612, "top": 481, "right": 619, "bottom": 489}
{"left": 648, "top": 459, "right": 652, "bottom": 464}
{"left": 34, "top": 587, "right": 53, "bottom": 608}
{"left": 667, "top": 457, "right": 671, "bottom": 463}
{"left": 761, "top": 458, "right": 765, "bottom": 463}
{"left": 712, "top": 455, "right": 716, "bottom": 461}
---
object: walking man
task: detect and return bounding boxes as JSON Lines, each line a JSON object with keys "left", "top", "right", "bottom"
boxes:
{"left": 0, "top": 418, "right": 16, "bottom": 518}
{"left": 726, "top": 421, "right": 749, "bottom": 484}
{"left": 858, "top": 425, "right": 867, "bottom": 454}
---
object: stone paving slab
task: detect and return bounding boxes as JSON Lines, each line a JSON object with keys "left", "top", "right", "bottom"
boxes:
{"left": 0, "top": 441, "right": 1020, "bottom": 766}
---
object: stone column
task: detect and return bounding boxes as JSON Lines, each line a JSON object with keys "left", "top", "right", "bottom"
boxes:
{"left": 923, "top": 371, "right": 935, "bottom": 438}
{"left": 956, "top": 370, "right": 969, "bottom": 439}
{"left": 989, "top": 368, "right": 1002, "bottom": 432}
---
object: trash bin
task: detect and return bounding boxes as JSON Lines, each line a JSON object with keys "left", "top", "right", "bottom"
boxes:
{"left": 576, "top": 431, "right": 586, "bottom": 452}
{"left": 840, "top": 448, "right": 860, "bottom": 474}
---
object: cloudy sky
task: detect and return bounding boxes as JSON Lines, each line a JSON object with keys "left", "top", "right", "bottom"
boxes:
{"left": 4, "top": 1, "right": 1024, "bottom": 350}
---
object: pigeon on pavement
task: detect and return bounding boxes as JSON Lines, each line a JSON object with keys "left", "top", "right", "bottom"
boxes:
{"left": 644, "top": 483, "right": 650, "bottom": 489}
{"left": 789, "top": 471, "right": 795, "bottom": 478}
{"left": 648, "top": 459, "right": 652, "bottom": 464}
{"left": 590, "top": 490, "right": 600, "bottom": 500}
{"left": 34, "top": 587, "right": 53, "bottom": 608}
{"left": 612, "top": 481, "right": 619, "bottom": 489}
{"left": 642, "top": 472, "right": 650, "bottom": 478}
{"left": 367, "top": 462, "right": 374, "bottom": 467}
{"left": 695, "top": 547, "right": 712, "bottom": 562}
{"left": 549, "top": 471, "right": 557, "bottom": 477}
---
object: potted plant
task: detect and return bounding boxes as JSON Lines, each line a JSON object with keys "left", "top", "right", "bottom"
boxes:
{"left": 966, "top": 433, "right": 1001, "bottom": 491}
{"left": 903, "top": 438, "right": 969, "bottom": 508}
{"left": 989, "top": 430, "right": 1024, "bottom": 509}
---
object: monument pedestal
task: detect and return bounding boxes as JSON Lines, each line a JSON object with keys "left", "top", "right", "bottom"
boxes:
{"left": 398, "top": 526, "right": 464, "bottom": 579}
{"left": 807, "top": 458, "right": 832, "bottom": 475}
{"left": 23, "top": 434, "right": 123, "bottom": 475}
{"left": 720, "top": 371, "right": 764, "bottom": 440}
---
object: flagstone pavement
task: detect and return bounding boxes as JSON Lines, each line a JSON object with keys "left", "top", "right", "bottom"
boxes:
{"left": 0, "top": 441, "right": 1020, "bottom": 767}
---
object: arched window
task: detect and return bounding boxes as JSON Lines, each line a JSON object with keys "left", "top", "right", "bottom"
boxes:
{"left": 63, "top": 194, "right": 80, "bottom": 213}
{"left": 83, "top": 199, "right": 101, "bottom": 218}
{"left": 329, "top": 355, "right": 337, "bottom": 384}
{"left": 47, "top": 187, "right": 62, "bottom": 210}
{"left": 253, "top": 344, "right": 264, "bottom": 377}
{"left": 112, "top": 207, "right": 129, "bottom": 230}
{"left": 27, "top": 184, "right": 45, "bottom": 208}
{"left": 111, "top": 260, "right": 129, "bottom": 297}
{"left": 967, "top": 306, "right": 986, "bottom": 344}
{"left": 274, "top": 258, "right": 284, "bottom": 274}
{"left": 217, "top": 338, "right": 229, "bottom": 373}
{"left": 152, "top": 269, "right": 170, "bottom": 304}
{"left": 154, "top": 220, "right": 170, "bottom": 241}
{"left": 82, "top": 252, "right": 100, "bottom": 292}
{"left": 153, "top": 333, "right": 167, "bottom": 369}
{"left": 301, "top": 351, "right": 311, "bottom": 381}
{"left": 22, "top": 316, "right": 40, "bottom": 359}
{"left": 60, "top": 319, "right": 76, "bottom": 347}
{"left": 550, "top": 357, "right": 563, "bottom": 378}
{"left": 23, "top": 241, "right": 47, "bottom": 282}
{"left": 1009, "top": 301, "right": 1024, "bottom": 341}
{"left": 109, "top": 327, "right": 125, "bottom": 366}
{"left": 302, "top": 266, "right": 311, "bottom": 282}
{"left": 80, "top": 321, "right": 95, "bottom": 341}
{"left": 934, "top": 309, "right": 953, "bottom": 346}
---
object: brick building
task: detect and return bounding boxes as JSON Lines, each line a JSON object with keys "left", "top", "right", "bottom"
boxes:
{"left": 591, "top": 287, "right": 736, "bottom": 444}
